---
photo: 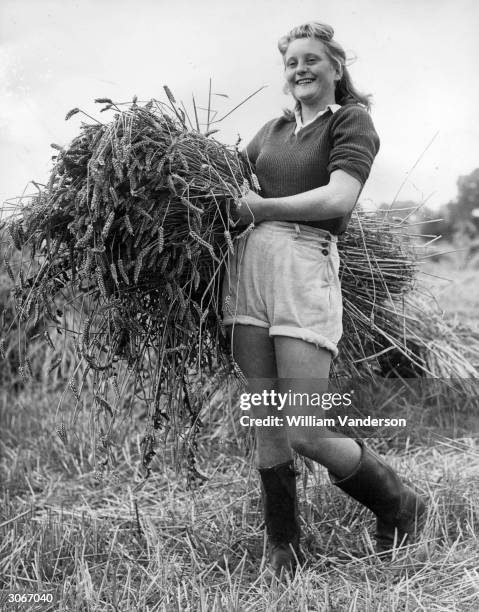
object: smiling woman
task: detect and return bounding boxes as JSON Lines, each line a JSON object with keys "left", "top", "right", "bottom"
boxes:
{"left": 221, "top": 21, "right": 427, "bottom": 580}
{"left": 283, "top": 37, "right": 340, "bottom": 122}
{"left": 279, "top": 22, "right": 372, "bottom": 115}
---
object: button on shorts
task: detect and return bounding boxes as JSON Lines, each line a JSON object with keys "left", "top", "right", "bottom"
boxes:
{"left": 221, "top": 221, "right": 343, "bottom": 358}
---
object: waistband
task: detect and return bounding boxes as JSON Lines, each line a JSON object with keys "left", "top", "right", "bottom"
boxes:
{"left": 252, "top": 221, "right": 338, "bottom": 243}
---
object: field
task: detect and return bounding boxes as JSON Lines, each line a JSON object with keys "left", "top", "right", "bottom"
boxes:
{"left": 1, "top": 252, "right": 479, "bottom": 611}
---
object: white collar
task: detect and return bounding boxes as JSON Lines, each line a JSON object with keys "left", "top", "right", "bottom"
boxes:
{"left": 294, "top": 104, "right": 341, "bottom": 135}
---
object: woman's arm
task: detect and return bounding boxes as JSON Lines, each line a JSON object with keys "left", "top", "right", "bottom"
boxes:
{"left": 237, "top": 169, "right": 362, "bottom": 225}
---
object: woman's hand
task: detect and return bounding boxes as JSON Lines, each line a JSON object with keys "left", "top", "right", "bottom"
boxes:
{"left": 233, "top": 190, "right": 265, "bottom": 226}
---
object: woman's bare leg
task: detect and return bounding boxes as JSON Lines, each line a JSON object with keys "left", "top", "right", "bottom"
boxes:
{"left": 226, "top": 324, "right": 292, "bottom": 468}
{"left": 273, "top": 336, "right": 361, "bottom": 478}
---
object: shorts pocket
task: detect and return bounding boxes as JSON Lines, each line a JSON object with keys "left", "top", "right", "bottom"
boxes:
{"left": 292, "top": 237, "right": 335, "bottom": 286}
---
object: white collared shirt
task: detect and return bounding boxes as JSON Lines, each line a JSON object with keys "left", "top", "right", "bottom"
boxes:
{"left": 294, "top": 104, "right": 341, "bottom": 135}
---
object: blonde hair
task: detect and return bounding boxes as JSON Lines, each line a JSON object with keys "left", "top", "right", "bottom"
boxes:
{"left": 278, "top": 22, "right": 372, "bottom": 111}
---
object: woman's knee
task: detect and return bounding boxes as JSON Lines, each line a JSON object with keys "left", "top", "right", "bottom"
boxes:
{"left": 288, "top": 434, "right": 313, "bottom": 457}
{"left": 288, "top": 428, "right": 329, "bottom": 456}
{"left": 254, "top": 422, "right": 289, "bottom": 445}
{"left": 254, "top": 425, "right": 292, "bottom": 467}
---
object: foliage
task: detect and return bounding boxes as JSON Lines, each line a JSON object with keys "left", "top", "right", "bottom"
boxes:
{"left": 407, "top": 167, "right": 479, "bottom": 245}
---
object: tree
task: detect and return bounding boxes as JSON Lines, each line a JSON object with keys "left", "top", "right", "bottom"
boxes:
{"left": 451, "top": 168, "right": 479, "bottom": 238}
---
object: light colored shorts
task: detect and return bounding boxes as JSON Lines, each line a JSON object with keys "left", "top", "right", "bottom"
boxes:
{"left": 221, "top": 221, "right": 343, "bottom": 358}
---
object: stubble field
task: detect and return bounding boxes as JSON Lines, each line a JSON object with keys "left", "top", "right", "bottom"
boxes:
{"left": 1, "top": 252, "right": 479, "bottom": 611}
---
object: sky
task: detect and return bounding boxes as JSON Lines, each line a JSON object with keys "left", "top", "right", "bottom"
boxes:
{"left": 1, "top": 0, "right": 479, "bottom": 216}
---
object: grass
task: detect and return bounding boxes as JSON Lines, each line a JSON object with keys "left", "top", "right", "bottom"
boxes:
{"left": 417, "top": 246, "right": 479, "bottom": 330}
{"left": 1, "top": 255, "right": 479, "bottom": 611}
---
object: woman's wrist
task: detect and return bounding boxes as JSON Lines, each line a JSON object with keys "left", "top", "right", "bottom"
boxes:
{"left": 254, "top": 198, "right": 272, "bottom": 223}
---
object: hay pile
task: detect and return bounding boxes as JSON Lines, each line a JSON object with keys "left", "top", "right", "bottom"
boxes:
{"left": 3, "top": 95, "right": 478, "bottom": 481}
{"left": 334, "top": 211, "right": 479, "bottom": 387}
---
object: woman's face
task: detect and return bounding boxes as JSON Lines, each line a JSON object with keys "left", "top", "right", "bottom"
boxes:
{"left": 284, "top": 37, "right": 339, "bottom": 109}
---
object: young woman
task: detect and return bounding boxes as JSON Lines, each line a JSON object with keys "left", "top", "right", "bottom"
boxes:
{"left": 222, "top": 22, "right": 426, "bottom": 577}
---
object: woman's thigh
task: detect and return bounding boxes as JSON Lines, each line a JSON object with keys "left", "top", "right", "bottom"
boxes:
{"left": 273, "top": 336, "right": 333, "bottom": 445}
{"left": 226, "top": 323, "right": 277, "bottom": 381}
{"left": 226, "top": 323, "right": 278, "bottom": 416}
{"left": 227, "top": 324, "right": 291, "bottom": 465}
{"left": 273, "top": 335, "right": 331, "bottom": 380}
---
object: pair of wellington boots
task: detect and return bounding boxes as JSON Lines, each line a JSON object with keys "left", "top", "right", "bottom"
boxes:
{"left": 258, "top": 440, "right": 427, "bottom": 578}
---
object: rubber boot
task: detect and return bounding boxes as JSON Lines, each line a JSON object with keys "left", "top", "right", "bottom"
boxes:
{"left": 329, "top": 441, "right": 427, "bottom": 554}
{"left": 258, "top": 460, "right": 303, "bottom": 577}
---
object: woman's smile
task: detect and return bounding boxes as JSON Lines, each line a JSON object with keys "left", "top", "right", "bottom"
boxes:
{"left": 295, "top": 78, "right": 317, "bottom": 90}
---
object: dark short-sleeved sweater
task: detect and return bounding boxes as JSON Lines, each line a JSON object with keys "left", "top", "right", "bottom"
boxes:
{"left": 244, "top": 103, "right": 380, "bottom": 235}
